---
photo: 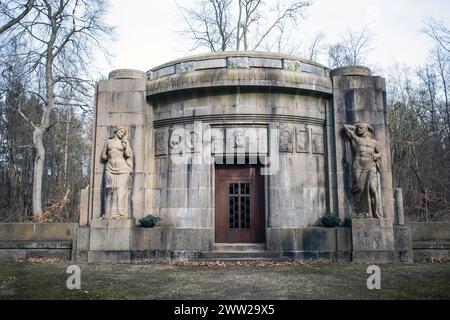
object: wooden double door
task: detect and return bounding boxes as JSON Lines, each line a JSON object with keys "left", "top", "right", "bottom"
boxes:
{"left": 215, "top": 164, "right": 265, "bottom": 243}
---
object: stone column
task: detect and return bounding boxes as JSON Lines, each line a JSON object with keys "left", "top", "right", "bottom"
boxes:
{"left": 331, "top": 66, "right": 396, "bottom": 263}
{"left": 88, "top": 69, "right": 149, "bottom": 223}
{"left": 393, "top": 188, "right": 413, "bottom": 262}
{"left": 330, "top": 66, "right": 394, "bottom": 221}
{"left": 85, "top": 69, "right": 150, "bottom": 262}
{"left": 394, "top": 188, "right": 405, "bottom": 225}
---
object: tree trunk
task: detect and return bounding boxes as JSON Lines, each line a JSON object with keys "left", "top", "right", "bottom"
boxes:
{"left": 63, "top": 112, "right": 71, "bottom": 189}
{"left": 31, "top": 29, "right": 54, "bottom": 216}
{"left": 32, "top": 126, "right": 45, "bottom": 216}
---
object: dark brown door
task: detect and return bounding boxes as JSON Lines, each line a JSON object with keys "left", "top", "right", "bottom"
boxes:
{"left": 215, "top": 165, "right": 265, "bottom": 243}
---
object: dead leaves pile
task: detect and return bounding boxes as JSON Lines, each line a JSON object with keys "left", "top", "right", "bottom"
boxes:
{"left": 414, "top": 257, "right": 450, "bottom": 264}
{"left": 170, "top": 260, "right": 329, "bottom": 268}
{"left": 16, "top": 257, "right": 68, "bottom": 264}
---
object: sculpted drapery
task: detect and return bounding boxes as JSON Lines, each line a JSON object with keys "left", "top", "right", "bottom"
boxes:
{"left": 101, "top": 127, "right": 133, "bottom": 219}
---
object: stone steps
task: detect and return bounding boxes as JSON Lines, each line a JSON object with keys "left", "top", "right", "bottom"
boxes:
{"left": 198, "top": 243, "right": 287, "bottom": 261}
{"left": 198, "top": 251, "right": 287, "bottom": 261}
{"left": 213, "top": 243, "right": 266, "bottom": 252}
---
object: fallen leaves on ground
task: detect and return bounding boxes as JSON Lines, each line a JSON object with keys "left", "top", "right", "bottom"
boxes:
{"left": 15, "top": 257, "right": 68, "bottom": 264}
{"left": 414, "top": 257, "right": 450, "bottom": 264}
{"left": 169, "top": 260, "right": 330, "bottom": 268}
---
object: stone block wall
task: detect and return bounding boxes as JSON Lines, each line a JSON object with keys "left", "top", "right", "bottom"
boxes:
{"left": 407, "top": 222, "right": 450, "bottom": 260}
{"left": 89, "top": 69, "right": 151, "bottom": 223}
{"left": 330, "top": 67, "right": 394, "bottom": 222}
{"left": 0, "top": 223, "right": 77, "bottom": 261}
{"left": 148, "top": 64, "right": 332, "bottom": 233}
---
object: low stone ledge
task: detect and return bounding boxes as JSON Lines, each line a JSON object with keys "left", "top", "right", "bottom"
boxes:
{"left": 412, "top": 249, "right": 450, "bottom": 261}
{"left": 412, "top": 240, "right": 450, "bottom": 250}
{"left": 0, "top": 223, "right": 77, "bottom": 242}
{"left": 352, "top": 250, "right": 398, "bottom": 263}
{"left": 87, "top": 250, "right": 131, "bottom": 263}
{"left": 0, "top": 248, "right": 71, "bottom": 261}
{"left": 0, "top": 241, "right": 72, "bottom": 249}
{"left": 132, "top": 227, "right": 213, "bottom": 251}
{"left": 266, "top": 227, "right": 350, "bottom": 252}
{"left": 407, "top": 222, "right": 450, "bottom": 241}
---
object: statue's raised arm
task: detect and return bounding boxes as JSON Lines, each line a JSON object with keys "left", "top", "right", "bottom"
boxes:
{"left": 344, "top": 122, "right": 383, "bottom": 219}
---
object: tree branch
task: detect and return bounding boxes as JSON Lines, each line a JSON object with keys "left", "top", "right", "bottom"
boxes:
{"left": 0, "top": 0, "right": 35, "bottom": 34}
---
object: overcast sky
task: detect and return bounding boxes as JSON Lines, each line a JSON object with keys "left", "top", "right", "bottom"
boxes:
{"left": 97, "top": 0, "right": 450, "bottom": 75}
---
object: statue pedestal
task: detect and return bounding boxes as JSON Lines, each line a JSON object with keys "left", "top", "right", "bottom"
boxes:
{"left": 87, "top": 218, "right": 135, "bottom": 263}
{"left": 348, "top": 218, "right": 397, "bottom": 263}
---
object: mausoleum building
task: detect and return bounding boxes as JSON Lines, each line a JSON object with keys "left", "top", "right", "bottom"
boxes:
{"left": 76, "top": 51, "right": 411, "bottom": 263}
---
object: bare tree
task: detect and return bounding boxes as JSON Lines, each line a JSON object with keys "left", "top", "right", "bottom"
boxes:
{"left": 423, "top": 18, "right": 450, "bottom": 140}
{"left": 235, "top": 0, "right": 261, "bottom": 51}
{"left": 327, "top": 27, "right": 373, "bottom": 68}
{"left": 423, "top": 17, "right": 450, "bottom": 54}
{"left": 177, "top": 0, "right": 234, "bottom": 52}
{"left": 434, "top": 47, "right": 450, "bottom": 138}
{"left": 264, "top": 27, "right": 326, "bottom": 62}
{"left": 177, "top": 0, "right": 311, "bottom": 53}
{"left": 305, "top": 31, "right": 326, "bottom": 61}
{"left": 0, "top": 0, "right": 34, "bottom": 34}
{"left": 387, "top": 56, "right": 450, "bottom": 222}
{"left": 0, "top": 0, "right": 112, "bottom": 217}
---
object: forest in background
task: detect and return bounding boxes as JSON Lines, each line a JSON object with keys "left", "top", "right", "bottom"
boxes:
{"left": 0, "top": 0, "right": 449, "bottom": 223}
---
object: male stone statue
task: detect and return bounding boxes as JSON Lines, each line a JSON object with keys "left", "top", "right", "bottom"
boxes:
{"left": 101, "top": 126, "right": 133, "bottom": 219}
{"left": 344, "top": 123, "right": 383, "bottom": 218}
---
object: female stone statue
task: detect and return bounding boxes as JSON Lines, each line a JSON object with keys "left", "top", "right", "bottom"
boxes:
{"left": 344, "top": 123, "right": 383, "bottom": 218}
{"left": 101, "top": 126, "right": 133, "bottom": 218}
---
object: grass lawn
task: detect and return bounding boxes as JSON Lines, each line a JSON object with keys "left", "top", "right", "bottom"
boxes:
{"left": 0, "top": 260, "right": 449, "bottom": 300}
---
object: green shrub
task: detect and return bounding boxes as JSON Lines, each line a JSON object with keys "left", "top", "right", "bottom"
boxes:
{"left": 320, "top": 212, "right": 341, "bottom": 228}
{"left": 139, "top": 215, "right": 162, "bottom": 228}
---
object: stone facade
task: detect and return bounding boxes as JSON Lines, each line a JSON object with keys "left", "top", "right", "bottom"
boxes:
{"left": 77, "top": 51, "right": 406, "bottom": 262}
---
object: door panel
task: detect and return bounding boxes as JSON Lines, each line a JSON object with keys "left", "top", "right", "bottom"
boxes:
{"left": 215, "top": 165, "right": 265, "bottom": 243}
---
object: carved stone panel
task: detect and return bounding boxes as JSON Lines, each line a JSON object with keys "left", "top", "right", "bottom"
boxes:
{"left": 155, "top": 128, "right": 168, "bottom": 156}
{"left": 169, "top": 128, "right": 184, "bottom": 155}
{"left": 211, "top": 128, "right": 225, "bottom": 154}
{"left": 227, "top": 57, "right": 249, "bottom": 68}
{"left": 187, "top": 130, "right": 201, "bottom": 153}
{"left": 232, "top": 128, "right": 246, "bottom": 148}
{"left": 224, "top": 127, "right": 268, "bottom": 155}
{"left": 257, "top": 128, "right": 268, "bottom": 154}
{"left": 279, "top": 123, "right": 293, "bottom": 153}
{"left": 295, "top": 125, "right": 309, "bottom": 153}
{"left": 344, "top": 122, "right": 383, "bottom": 219}
{"left": 101, "top": 126, "right": 133, "bottom": 219}
{"left": 311, "top": 128, "right": 324, "bottom": 154}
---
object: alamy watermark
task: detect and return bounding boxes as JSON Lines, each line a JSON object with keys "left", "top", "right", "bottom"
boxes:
{"left": 66, "top": 265, "right": 81, "bottom": 290}
{"left": 366, "top": 265, "right": 381, "bottom": 290}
